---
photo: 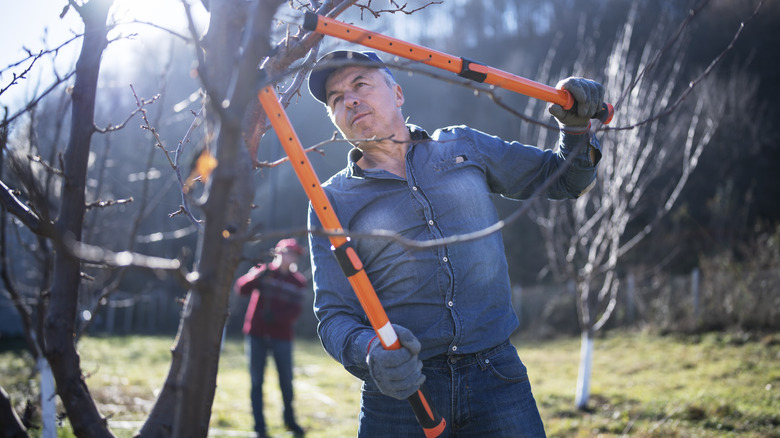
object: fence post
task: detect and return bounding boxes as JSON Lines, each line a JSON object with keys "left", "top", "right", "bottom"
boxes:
{"left": 125, "top": 302, "right": 134, "bottom": 334}
{"left": 691, "top": 267, "right": 701, "bottom": 320}
{"left": 626, "top": 272, "right": 635, "bottom": 324}
{"left": 106, "top": 301, "right": 116, "bottom": 334}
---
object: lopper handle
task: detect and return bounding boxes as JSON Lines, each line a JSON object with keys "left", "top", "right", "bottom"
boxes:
{"left": 337, "top": 245, "right": 447, "bottom": 438}
{"left": 555, "top": 87, "right": 613, "bottom": 124}
{"left": 257, "top": 85, "right": 446, "bottom": 438}
{"left": 408, "top": 385, "right": 446, "bottom": 437}
{"left": 302, "top": 11, "right": 614, "bottom": 125}
{"left": 373, "top": 321, "right": 446, "bottom": 437}
{"left": 564, "top": 99, "right": 614, "bottom": 124}
{"left": 595, "top": 102, "right": 615, "bottom": 124}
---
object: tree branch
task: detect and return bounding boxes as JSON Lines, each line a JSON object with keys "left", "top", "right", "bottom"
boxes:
{"left": 355, "top": 0, "right": 443, "bottom": 18}
{"left": 603, "top": 0, "right": 763, "bottom": 132}
{"left": 0, "top": 179, "right": 50, "bottom": 237}
{"left": 94, "top": 91, "right": 159, "bottom": 133}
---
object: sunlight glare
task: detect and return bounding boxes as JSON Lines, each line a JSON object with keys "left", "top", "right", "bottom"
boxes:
{"left": 103, "top": 0, "right": 208, "bottom": 77}
{"left": 110, "top": 0, "right": 203, "bottom": 35}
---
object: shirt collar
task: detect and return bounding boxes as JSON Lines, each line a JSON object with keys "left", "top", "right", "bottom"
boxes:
{"left": 345, "top": 124, "right": 431, "bottom": 179}
{"left": 407, "top": 123, "right": 430, "bottom": 141}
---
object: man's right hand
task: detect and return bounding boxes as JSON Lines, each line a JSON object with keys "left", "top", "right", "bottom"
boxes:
{"left": 366, "top": 324, "right": 425, "bottom": 400}
{"left": 548, "top": 77, "right": 606, "bottom": 128}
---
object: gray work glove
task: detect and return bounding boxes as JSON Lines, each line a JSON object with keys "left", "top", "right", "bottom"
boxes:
{"left": 366, "top": 324, "right": 425, "bottom": 400}
{"left": 548, "top": 77, "right": 606, "bottom": 128}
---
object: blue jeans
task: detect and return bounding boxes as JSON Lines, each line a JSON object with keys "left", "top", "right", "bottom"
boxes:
{"left": 247, "top": 336, "right": 297, "bottom": 435}
{"left": 358, "top": 341, "right": 546, "bottom": 437}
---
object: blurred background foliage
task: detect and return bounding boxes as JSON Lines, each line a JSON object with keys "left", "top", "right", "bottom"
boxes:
{"left": 1, "top": 0, "right": 777, "bottom": 340}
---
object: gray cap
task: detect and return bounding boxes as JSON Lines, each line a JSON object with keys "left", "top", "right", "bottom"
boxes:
{"left": 308, "top": 50, "right": 395, "bottom": 104}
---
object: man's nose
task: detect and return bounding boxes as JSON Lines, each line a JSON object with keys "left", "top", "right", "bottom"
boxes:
{"left": 344, "top": 92, "right": 360, "bottom": 108}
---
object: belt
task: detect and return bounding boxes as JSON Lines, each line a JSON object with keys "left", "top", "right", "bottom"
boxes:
{"left": 423, "top": 339, "right": 512, "bottom": 368}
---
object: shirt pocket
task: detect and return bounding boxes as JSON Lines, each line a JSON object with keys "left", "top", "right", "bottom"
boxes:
{"left": 432, "top": 154, "right": 469, "bottom": 172}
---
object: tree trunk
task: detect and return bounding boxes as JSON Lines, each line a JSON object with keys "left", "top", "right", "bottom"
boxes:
{"left": 139, "top": 1, "right": 279, "bottom": 436}
{"left": 42, "top": 1, "right": 115, "bottom": 437}
{"left": 0, "top": 386, "right": 28, "bottom": 438}
{"left": 574, "top": 329, "right": 594, "bottom": 410}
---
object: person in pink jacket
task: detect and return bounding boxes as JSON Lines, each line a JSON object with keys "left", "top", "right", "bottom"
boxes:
{"left": 235, "top": 238, "right": 308, "bottom": 437}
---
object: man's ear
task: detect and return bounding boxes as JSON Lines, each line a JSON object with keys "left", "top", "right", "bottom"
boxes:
{"left": 394, "top": 84, "right": 405, "bottom": 108}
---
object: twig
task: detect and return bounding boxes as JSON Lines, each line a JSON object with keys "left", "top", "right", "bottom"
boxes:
{"left": 0, "top": 178, "right": 50, "bottom": 237}
{"left": 1, "top": 33, "right": 82, "bottom": 75}
{"left": 121, "top": 20, "right": 194, "bottom": 43}
{"left": 611, "top": 0, "right": 712, "bottom": 114}
{"left": 27, "top": 155, "right": 65, "bottom": 177}
{"left": 0, "top": 71, "right": 76, "bottom": 130}
{"left": 604, "top": 0, "right": 763, "bottom": 132}
{"left": 129, "top": 84, "right": 204, "bottom": 228}
{"left": 0, "top": 51, "right": 43, "bottom": 96}
{"left": 132, "top": 85, "right": 176, "bottom": 169}
{"left": 254, "top": 132, "right": 398, "bottom": 168}
{"left": 171, "top": 106, "right": 205, "bottom": 228}
{"left": 94, "top": 93, "right": 160, "bottom": 133}
{"left": 355, "top": 0, "right": 443, "bottom": 18}
{"left": 85, "top": 197, "right": 134, "bottom": 210}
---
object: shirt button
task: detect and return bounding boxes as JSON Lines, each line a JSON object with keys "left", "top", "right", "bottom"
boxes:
{"left": 428, "top": 220, "right": 434, "bottom": 226}
{"left": 443, "top": 256, "right": 449, "bottom": 263}
{"left": 451, "top": 346, "right": 458, "bottom": 352}
{"left": 448, "top": 301, "right": 453, "bottom": 307}
{"left": 485, "top": 359, "right": 490, "bottom": 364}
{"left": 412, "top": 186, "right": 418, "bottom": 191}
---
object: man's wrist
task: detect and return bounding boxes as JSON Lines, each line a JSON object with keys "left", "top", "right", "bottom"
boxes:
{"left": 560, "top": 121, "right": 591, "bottom": 135}
{"left": 366, "top": 335, "right": 379, "bottom": 358}
{"left": 559, "top": 123, "right": 602, "bottom": 166}
{"left": 353, "top": 330, "right": 378, "bottom": 367}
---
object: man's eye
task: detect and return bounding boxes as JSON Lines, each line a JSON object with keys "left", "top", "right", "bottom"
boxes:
{"left": 331, "top": 96, "right": 342, "bottom": 106}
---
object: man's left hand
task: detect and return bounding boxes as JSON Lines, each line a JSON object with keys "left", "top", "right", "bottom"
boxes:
{"left": 548, "top": 77, "right": 605, "bottom": 128}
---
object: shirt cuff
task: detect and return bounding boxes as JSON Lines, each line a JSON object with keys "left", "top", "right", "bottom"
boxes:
{"left": 351, "top": 330, "right": 379, "bottom": 369}
{"left": 562, "top": 121, "right": 591, "bottom": 135}
{"left": 560, "top": 124, "right": 601, "bottom": 166}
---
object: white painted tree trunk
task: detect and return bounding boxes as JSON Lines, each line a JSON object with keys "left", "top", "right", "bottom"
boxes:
{"left": 38, "top": 357, "right": 56, "bottom": 438}
{"left": 574, "top": 330, "right": 594, "bottom": 409}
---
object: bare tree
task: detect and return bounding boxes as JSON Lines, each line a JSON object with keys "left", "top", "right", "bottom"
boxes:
{"left": 138, "top": 0, "right": 358, "bottom": 435}
{"left": 41, "top": 1, "right": 118, "bottom": 436}
{"left": 137, "top": 0, "right": 270, "bottom": 433}
{"left": 530, "top": 1, "right": 757, "bottom": 409}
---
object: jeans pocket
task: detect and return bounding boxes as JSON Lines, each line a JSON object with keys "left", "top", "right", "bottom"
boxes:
{"left": 484, "top": 344, "right": 529, "bottom": 383}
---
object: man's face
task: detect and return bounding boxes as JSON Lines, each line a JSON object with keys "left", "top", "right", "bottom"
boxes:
{"left": 324, "top": 66, "right": 405, "bottom": 144}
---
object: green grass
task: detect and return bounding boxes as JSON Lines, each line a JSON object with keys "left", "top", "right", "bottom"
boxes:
{"left": 2, "top": 331, "right": 779, "bottom": 437}
{"left": 522, "top": 332, "right": 780, "bottom": 437}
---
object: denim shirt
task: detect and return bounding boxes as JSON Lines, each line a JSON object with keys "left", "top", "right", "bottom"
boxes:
{"left": 308, "top": 124, "right": 601, "bottom": 381}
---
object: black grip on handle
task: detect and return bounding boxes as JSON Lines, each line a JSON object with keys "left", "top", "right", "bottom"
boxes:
{"left": 595, "top": 102, "right": 614, "bottom": 124}
{"left": 303, "top": 11, "right": 318, "bottom": 31}
{"left": 407, "top": 385, "right": 446, "bottom": 437}
{"left": 569, "top": 101, "right": 614, "bottom": 124}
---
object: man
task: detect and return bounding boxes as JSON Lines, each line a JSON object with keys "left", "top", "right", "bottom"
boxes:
{"left": 234, "top": 238, "right": 307, "bottom": 437}
{"left": 306, "top": 50, "right": 605, "bottom": 437}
